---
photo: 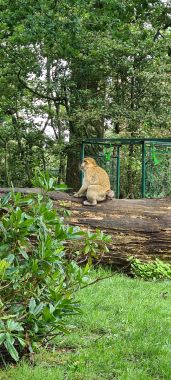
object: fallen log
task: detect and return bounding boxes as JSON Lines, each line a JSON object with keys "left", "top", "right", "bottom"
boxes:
{"left": 0, "top": 188, "right": 171, "bottom": 268}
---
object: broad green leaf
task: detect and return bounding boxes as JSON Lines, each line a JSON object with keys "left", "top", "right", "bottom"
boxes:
{"left": 4, "top": 335, "right": 19, "bottom": 362}
{"left": 29, "top": 298, "right": 36, "bottom": 314}
{"left": 7, "top": 320, "right": 24, "bottom": 332}
{"left": 0, "top": 320, "right": 5, "bottom": 330}
{"left": 0, "top": 259, "right": 10, "bottom": 278}
{"left": 34, "top": 302, "right": 44, "bottom": 316}
{"left": 1, "top": 192, "right": 11, "bottom": 206}
{"left": 49, "top": 178, "right": 54, "bottom": 189}
{"left": 19, "top": 248, "right": 29, "bottom": 260}
{"left": 0, "top": 333, "right": 6, "bottom": 344}
{"left": 17, "top": 336, "right": 26, "bottom": 347}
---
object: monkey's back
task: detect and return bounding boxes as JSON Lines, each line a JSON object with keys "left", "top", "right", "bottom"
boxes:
{"left": 86, "top": 165, "right": 111, "bottom": 190}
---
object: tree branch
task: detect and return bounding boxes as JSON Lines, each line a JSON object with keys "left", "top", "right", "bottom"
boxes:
{"left": 17, "top": 70, "right": 66, "bottom": 104}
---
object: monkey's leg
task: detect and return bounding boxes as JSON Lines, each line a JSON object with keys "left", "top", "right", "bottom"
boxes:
{"left": 97, "top": 193, "right": 107, "bottom": 201}
{"left": 84, "top": 186, "right": 106, "bottom": 206}
{"left": 83, "top": 187, "right": 97, "bottom": 205}
{"left": 83, "top": 199, "right": 97, "bottom": 206}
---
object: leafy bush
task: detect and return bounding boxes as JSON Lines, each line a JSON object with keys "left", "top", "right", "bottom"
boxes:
{"left": 0, "top": 179, "right": 109, "bottom": 364}
{"left": 130, "top": 257, "right": 171, "bottom": 280}
{"left": 31, "top": 169, "right": 68, "bottom": 193}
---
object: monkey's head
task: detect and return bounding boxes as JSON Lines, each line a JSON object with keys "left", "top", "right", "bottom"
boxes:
{"left": 80, "top": 157, "right": 97, "bottom": 171}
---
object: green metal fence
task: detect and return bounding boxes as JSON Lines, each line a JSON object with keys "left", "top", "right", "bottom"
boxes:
{"left": 81, "top": 138, "right": 171, "bottom": 199}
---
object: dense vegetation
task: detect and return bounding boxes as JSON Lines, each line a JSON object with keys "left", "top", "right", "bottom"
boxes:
{"left": 0, "top": 175, "right": 111, "bottom": 364}
{"left": 0, "top": 0, "right": 171, "bottom": 189}
{"left": 1, "top": 271, "right": 171, "bottom": 379}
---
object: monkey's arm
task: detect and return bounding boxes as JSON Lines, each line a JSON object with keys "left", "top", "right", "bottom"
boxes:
{"left": 74, "top": 183, "right": 88, "bottom": 197}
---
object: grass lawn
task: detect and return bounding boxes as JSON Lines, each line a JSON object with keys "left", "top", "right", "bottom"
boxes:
{"left": 0, "top": 270, "right": 171, "bottom": 380}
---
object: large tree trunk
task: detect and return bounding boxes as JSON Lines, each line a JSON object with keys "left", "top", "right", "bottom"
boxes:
{"left": 66, "top": 133, "right": 81, "bottom": 190}
{"left": 65, "top": 67, "right": 106, "bottom": 190}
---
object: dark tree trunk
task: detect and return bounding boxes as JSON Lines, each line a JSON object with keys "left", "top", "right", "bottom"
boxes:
{"left": 66, "top": 132, "right": 81, "bottom": 190}
{"left": 64, "top": 27, "right": 107, "bottom": 188}
{"left": 115, "top": 122, "right": 120, "bottom": 134}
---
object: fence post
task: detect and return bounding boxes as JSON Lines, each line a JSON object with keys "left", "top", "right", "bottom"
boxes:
{"left": 80, "top": 143, "right": 85, "bottom": 185}
{"left": 142, "top": 141, "right": 146, "bottom": 198}
{"left": 116, "top": 145, "right": 120, "bottom": 198}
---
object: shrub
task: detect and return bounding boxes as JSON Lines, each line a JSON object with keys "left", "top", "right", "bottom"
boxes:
{"left": 130, "top": 257, "right": 171, "bottom": 280}
{"left": 0, "top": 177, "right": 109, "bottom": 364}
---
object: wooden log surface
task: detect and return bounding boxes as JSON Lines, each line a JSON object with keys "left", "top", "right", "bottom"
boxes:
{"left": 0, "top": 188, "right": 171, "bottom": 267}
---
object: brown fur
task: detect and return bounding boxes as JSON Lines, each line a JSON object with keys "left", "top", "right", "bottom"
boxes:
{"left": 74, "top": 157, "right": 114, "bottom": 205}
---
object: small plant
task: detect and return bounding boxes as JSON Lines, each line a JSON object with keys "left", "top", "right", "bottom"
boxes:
{"left": 0, "top": 174, "right": 109, "bottom": 364}
{"left": 32, "top": 169, "right": 68, "bottom": 194}
{"left": 130, "top": 257, "right": 171, "bottom": 280}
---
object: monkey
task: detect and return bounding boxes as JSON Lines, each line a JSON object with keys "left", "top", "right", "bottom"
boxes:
{"left": 74, "top": 157, "right": 115, "bottom": 206}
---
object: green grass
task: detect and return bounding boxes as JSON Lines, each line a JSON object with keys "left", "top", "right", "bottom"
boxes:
{"left": 0, "top": 270, "right": 171, "bottom": 380}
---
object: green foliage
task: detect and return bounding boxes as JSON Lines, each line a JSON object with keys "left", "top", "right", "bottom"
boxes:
{"left": 0, "top": 271, "right": 171, "bottom": 379}
{"left": 145, "top": 145, "right": 171, "bottom": 198}
{"left": 0, "top": 176, "right": 109, "bottom": 363}
{"left": 32, "top": 169, "right": 68, "bottom": 193}
{"left": 0, "top": 0, "right": 171, "bottom": 189}
{"left": 130, "top": 257, "right": 171, "bottom": 280}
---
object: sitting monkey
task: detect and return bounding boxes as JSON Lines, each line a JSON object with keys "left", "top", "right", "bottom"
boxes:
{"left": 74, "top": 157, "right": 114, "bottom": 206}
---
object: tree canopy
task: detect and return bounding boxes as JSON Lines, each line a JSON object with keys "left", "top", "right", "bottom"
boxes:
{"left": 0, "top": 0, "right": 171, "bottom": 188}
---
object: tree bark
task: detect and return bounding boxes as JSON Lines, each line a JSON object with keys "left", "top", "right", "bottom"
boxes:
{"left": 0, "top": 188, "right": 170, "bottom": 270}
